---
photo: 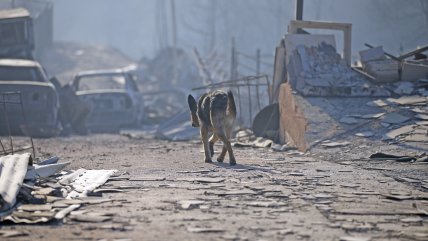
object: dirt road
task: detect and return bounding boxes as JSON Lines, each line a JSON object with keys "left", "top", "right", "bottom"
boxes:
{"left": 3, "top": 134, "right": 428, "bottom": 241}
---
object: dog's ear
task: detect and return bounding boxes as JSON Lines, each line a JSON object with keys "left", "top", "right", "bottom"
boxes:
{"left": 187, "top": 95, "right": 197, "bottom": 112}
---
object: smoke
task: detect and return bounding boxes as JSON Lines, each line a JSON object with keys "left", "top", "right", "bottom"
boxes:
{"left": 53, "top": 0, "right": 428, "bottom": 62}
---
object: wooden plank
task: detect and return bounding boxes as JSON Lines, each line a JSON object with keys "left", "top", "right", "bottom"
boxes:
{"left": 272, "top": 47, "right": 286, "bottom": 103}
{"left": 399, "top": 45, "right": 428, "bottom": 60}
{"left": 278, "top": 83, "right": 308, "bottom": 151}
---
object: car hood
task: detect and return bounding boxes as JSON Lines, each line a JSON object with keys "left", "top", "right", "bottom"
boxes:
{"left": 0, "top": 80, "right": 55, "bottom": 89}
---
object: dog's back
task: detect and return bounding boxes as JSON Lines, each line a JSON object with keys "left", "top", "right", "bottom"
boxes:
{"left": 188, "top": 90, "right": 237, "bottom": 165}
{"left": 208, "top": 90, "right": 236, "bottom": 130}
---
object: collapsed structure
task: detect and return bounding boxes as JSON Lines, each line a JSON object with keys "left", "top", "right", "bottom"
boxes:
{"left": 270, "top": 20, "right": 428, "bottom": 151}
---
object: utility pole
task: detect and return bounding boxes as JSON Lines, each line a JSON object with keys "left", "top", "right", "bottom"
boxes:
{"left": 230, "top": 37, "right": 238, "bottom": 81}
{"left": 295, "top": 0, "right": 304, "bottom": 20}
{"left": 230, "top": 37, "right": 242, "bottom": 125}
{"left": 295, "top": 0, "right": 304, "bottom": 33}
{"left": 256, "top": 48, "right": 261, "bottom": 109}
{"left": 170, "top": 0, "right": 178, "bottom": 85}
{"left": 155, "top": 0, "right": 168, "bottom": 51}
{"left": 208, "top": 1, "right": 216, "bottom": 51}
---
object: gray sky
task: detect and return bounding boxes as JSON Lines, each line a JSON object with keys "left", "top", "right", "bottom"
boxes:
{"left": 53, "top": 0, "right": 428, "bottom": 62}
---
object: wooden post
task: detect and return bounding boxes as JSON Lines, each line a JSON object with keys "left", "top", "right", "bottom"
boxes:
{"left": 170, "top": 0, "right": 178, "bottom": 85}
{"left": 247, "top": 78, "right": 252, "bottom": 123}
{"left": 295, "top": 0, "right": 304, "bottom": 20}
{"left": 230, "top": 37, "right": 243, "bottom": 126}
{"left": 230, "top": 37, "right": 237, "bottom": 80}
{"left": 256, "top": 49, "right": 261, "bottom": 110}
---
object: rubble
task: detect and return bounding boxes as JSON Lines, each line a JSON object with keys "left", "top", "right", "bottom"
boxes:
{"left": 394, "top": 82, "right": 415, "bottom": 95}
{"left": 381, "top": 112, "right": 410, "bottom": 124}
{"left": 0, "top": 153, "right": 117, "bottom": 224}
{"left": 285, "top": 35, "right": 390, "bottom": 97}
{"left": 269, "top": 21, "right": 428, "bottom": 152}
{"left": 358, "top": 46, "right": 385, "bottom": 63}
{"left": 369, "top": 152, "right": 418, "bottom": 162}
{"left": 321, "top": 141, "right": 351, "bottom": 148}
{"left": 362, "top": 59, "right": 400, "bottom": 83}
{"left": 401, "top": 62, "right": 428, "bottom": 82}
{"left": 354, "top": 131, "right": 374, "bottom": 138}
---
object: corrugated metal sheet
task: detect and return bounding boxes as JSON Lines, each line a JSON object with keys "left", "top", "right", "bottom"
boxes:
{"left": 0, "top": 154, "right": 117, "bottom": 223}
{"left": 0, "top": 153, "right": 31, "bottom": 212}
{"left": 59, "top": 169, "right": 117, "bottom": 198}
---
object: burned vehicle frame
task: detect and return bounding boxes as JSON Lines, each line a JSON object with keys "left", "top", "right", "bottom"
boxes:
{"left": 0, "top": 8, "right": 34, "bottom": 59}
{"left": 0, "top": 59, "right": 60, "bottom": 137}
{"left": 71, "top": 69, "right": 144, "bottom": 132}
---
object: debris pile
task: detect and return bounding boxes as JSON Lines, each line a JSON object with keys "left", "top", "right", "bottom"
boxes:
{"left": 358, "top": 46, "right": 400, "bottom": 83}
{"left": 233, "top": 129, "right": 297, "bottom": 152}
{"left": 358, "top": 45, "right": 428, "bottom": 96}
{"left": 287, "top": 41, "right": 390, "bottom": 97}
{"left": 0, "top": 153, "right": 116, "bottom": 224}
{"left": 270, "top": 21, "right": 428, "bottom": 151}
{"left": 379, "top": 96, "right": 428, "bottom": 144}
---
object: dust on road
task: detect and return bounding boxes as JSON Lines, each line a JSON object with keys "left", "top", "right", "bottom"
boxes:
{"left": 2, "top": 134, "right": 426, "bottom": 241}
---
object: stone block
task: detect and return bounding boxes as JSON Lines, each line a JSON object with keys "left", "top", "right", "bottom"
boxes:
{"left": 359, "top": 46, "right": 385, "bottom": 63}
{"left": 364, "top": 59, "right": 400, "bottom": 82}
{"left": 401, "top": 62, "right": 428, "bottom": 81}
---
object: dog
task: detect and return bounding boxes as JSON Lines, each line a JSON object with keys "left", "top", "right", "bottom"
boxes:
{"left": 187, "top": 90, "right": 237, "bottom": 165}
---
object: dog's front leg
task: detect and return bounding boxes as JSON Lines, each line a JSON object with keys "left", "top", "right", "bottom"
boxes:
{"left": 200, "top": 127, "right": 212, "bottom": 163}
{"left": 209, "top": 134, "right": 218, "bottom": 157}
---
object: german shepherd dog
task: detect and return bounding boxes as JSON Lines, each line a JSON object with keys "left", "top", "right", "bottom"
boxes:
{"left": 187, "top": 90, "right": 237, "bottom": 165}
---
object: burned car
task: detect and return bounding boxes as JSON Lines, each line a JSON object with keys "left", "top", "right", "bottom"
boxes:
{"left": 0, "top": 59, "right": 60, "bottom": 137}
{"left": 72, "top": 69, "right": 144, "bottom": 132}
{"left": 0, "top": 8, "right": 34, "bottom": 59}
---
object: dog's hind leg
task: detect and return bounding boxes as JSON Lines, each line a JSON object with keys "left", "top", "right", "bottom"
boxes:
{"left": 217, "top": 131, "right": 236, "bottom": 166}
{"left": 217, "top": 144, "right": 227, "bottom": 163}
{"left": 209, "top": 134, "right": 218, "bottom": 157}
{"left": 201, "top": 128, "right": 212, "bottom": 163}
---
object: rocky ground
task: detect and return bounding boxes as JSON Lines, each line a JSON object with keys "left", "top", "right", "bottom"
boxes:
{"left": 1, "top": 133, "right": 427, "bottom": 241}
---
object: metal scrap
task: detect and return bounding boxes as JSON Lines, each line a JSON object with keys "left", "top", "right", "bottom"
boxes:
{"left": 0, "top": 153, "right": 31, "bottom": 211}
{"left": 60, "top": 169, "right": 117, "bottom": 198}
{"left": 0, "top": 153, "right": 118, "bottom": 225}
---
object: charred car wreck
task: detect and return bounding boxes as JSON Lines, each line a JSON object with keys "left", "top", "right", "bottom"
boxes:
{"left": 0, "top": 8, "right": 34, "bottom": 59}
{"left": 0, "top": 59, "right": 60, "bottom": 137}
{"left": 72, "top": 69, "right": 144, "bottom": 132}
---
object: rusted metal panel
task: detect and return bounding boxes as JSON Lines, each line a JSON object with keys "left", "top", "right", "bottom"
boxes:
{"left": 0, "top": 153, "right": 31, "bottom": 212}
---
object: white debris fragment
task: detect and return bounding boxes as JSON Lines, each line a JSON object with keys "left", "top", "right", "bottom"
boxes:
{"left": 0, "top": 153, "right": 31, "bottom": 212}
{"left": 355, "top": 131, "right": 374, "bottom": 138}
{"left": 339, "top": 117, "right": 359, "bottom": 124}
{"left": 59, "top": 169, "right": 117, "bottom": 198}
{"left": 381, "top": 112, "right": 410, "bottom": 124}
{"left": 394, "top": 82, "right": 414, "bottom": 95}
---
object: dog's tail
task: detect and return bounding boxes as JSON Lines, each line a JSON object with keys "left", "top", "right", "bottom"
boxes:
{"left": 227, "top": 90, "right": 237, "bottom": 118}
